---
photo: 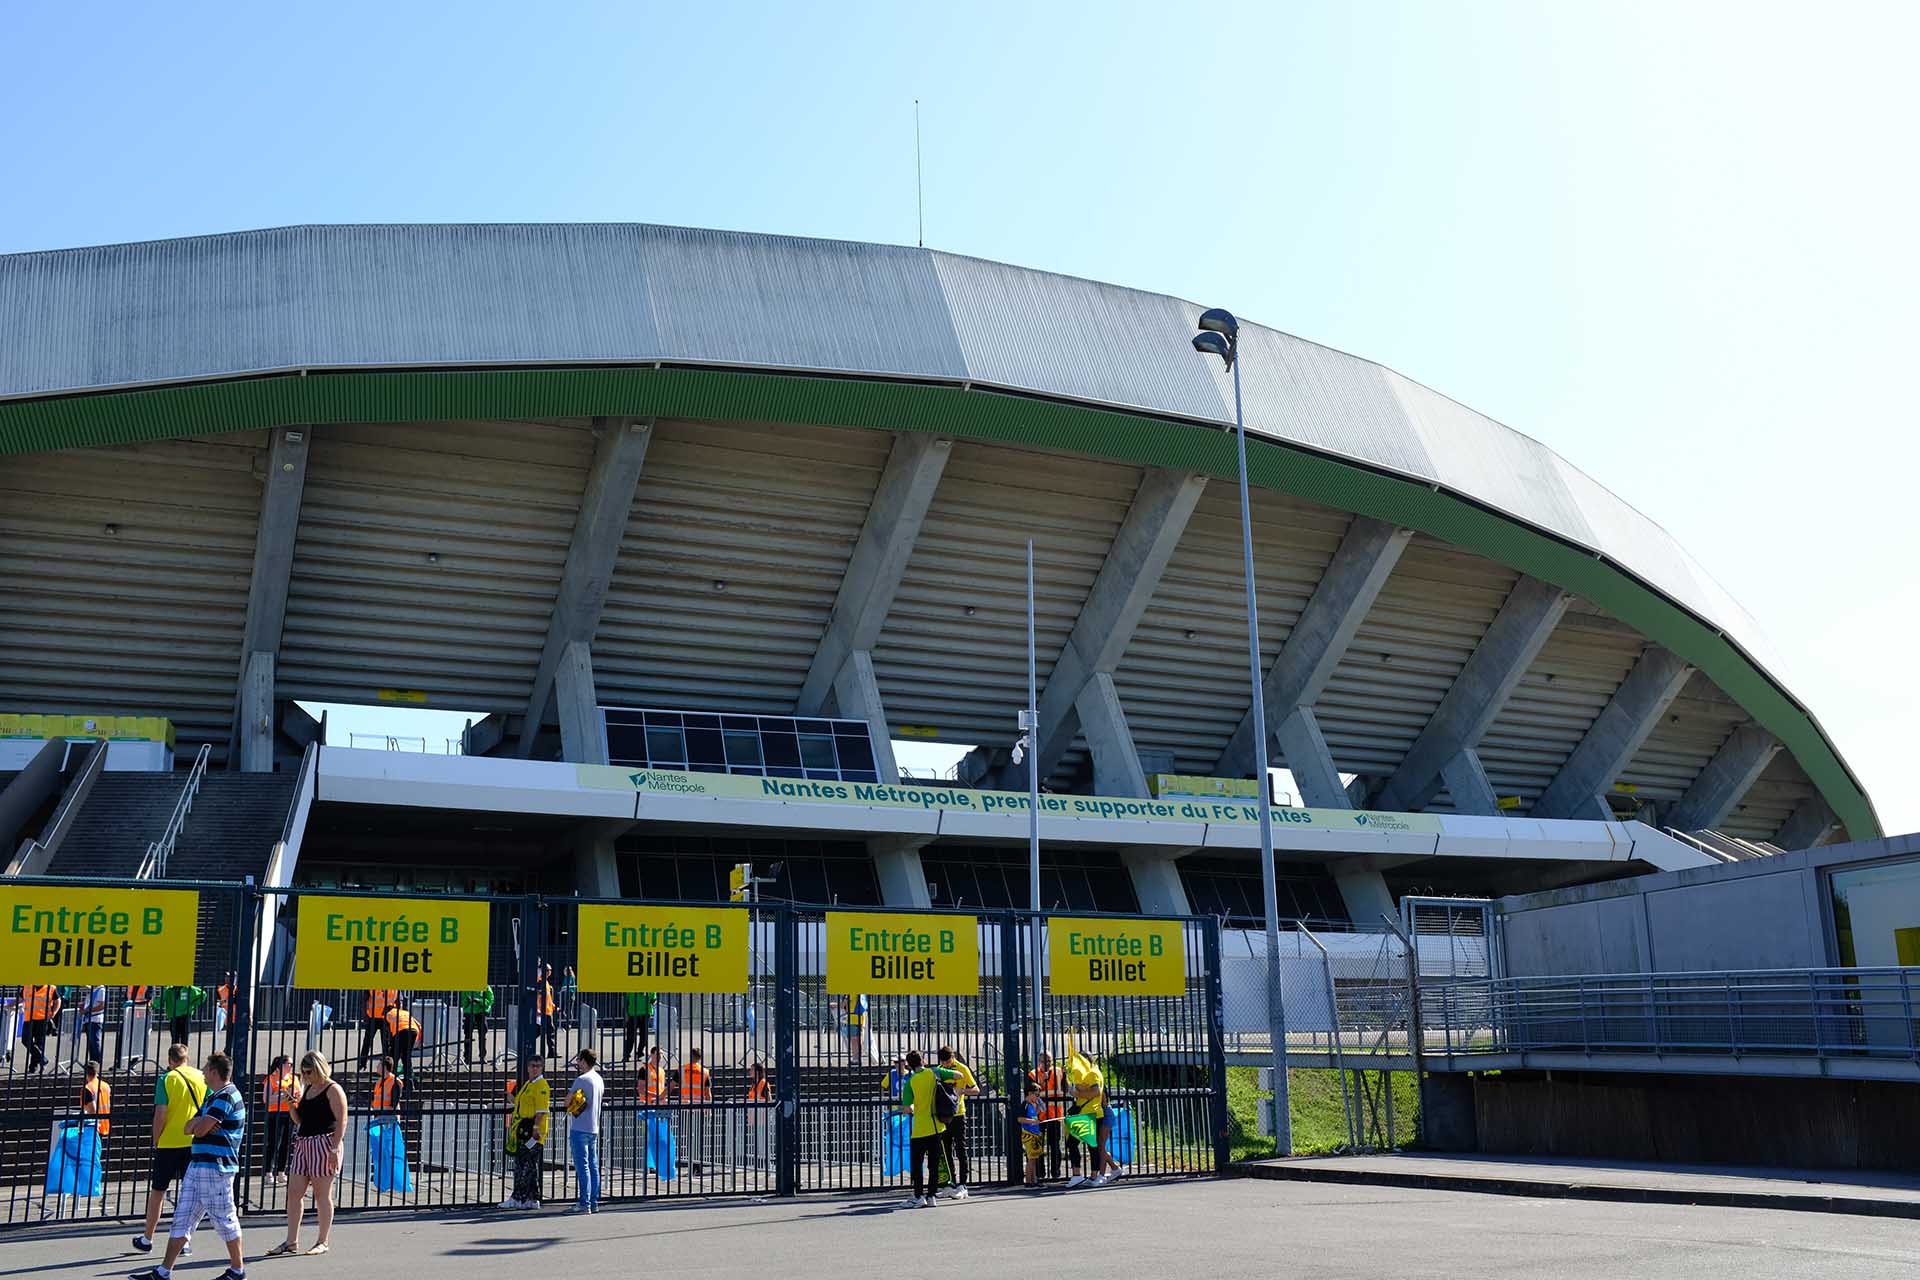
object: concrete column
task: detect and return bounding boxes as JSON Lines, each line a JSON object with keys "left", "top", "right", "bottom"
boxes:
{"left": 572, "top": 823, "right": 624, "bottom": 897}
{"left": 870, "top": 834, "right": 934, "bottom": 907}
{"left": 1775, "top": 796, "right": 1839, "bottom": 850}
{"left": 1274, "top": 708, "right": 1347, "bottom": 809}
{"left": 1666, "top": 725, "right": 1781, "bottom": 833}
{"left": 1074, "top": 671, "right": 1149, "bottom": 797}
{"left": 1532, "top": 646, "right": 1693, "bottom": 819}
{"left": 1120, "top": 846, "right": 1193, "bottom": 915}
{"left": 1331, "top": 862, "right": 1397, "bottom": 929}
{"left": 240, "top": 651, "right": 275, "bottom": 773}
{"left": 555, "top": 639, "right": 608, "bottom": 766}
{"left": 831, "top": 649, "right": 900, "bottom": 783}
{"left": 1440, "top": 749, "right": 1500, "bottom": 816}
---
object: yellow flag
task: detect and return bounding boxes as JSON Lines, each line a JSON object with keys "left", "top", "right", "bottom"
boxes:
{"left": 1065, "top": 1032, "right": 1098, "bottom": 1087}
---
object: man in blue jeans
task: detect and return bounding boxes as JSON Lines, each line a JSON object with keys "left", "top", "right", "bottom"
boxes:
{"left": 566, "top": 1049, "right": 604, "bottom": 1214}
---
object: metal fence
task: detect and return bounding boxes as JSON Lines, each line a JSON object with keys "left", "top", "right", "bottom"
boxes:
{"left": 0, "top": 879, "right": 1226, "bottom": 1228}
{"left": 1421, "top": 968, "right": 1920, "bottom": 1063}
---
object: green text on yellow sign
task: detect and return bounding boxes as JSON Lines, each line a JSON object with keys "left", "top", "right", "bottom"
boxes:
{"left": 0, "top": 886, "right": 199, "bottom": 984}
{"left": 577, "top": 904, "right": 749, "bottom": 993}
{"left": 1048, "top": 916, "right": 1186, "bottom": 996}
{"left": 825, "top": 911, "right": 979, "bottom": 995}
{"left": 295, "top": 895, "right": 490, "bottom": 990}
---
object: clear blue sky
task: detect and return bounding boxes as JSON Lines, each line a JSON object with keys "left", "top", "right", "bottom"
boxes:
{"left": 4, "top": 3, "right": 1912, "bottom": 831}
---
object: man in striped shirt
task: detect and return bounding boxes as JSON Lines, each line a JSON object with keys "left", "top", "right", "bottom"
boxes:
{"left": 133, "top": 1052, "right": 248, "bottom": 1280}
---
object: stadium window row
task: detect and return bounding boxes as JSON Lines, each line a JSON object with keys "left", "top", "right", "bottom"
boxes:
{"left": 603, "top": 707, "right": 881, "bottom": 783}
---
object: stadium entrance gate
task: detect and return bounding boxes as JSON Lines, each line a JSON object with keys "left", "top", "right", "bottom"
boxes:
{"left": 0, "top": 878, "right": 1227, "bottom": 1227}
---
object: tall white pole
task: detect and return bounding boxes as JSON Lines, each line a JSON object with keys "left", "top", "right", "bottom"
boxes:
{"left": 1026, "top": 539, "right": 1044, "bottom": 1059}
{"left": 1230, "top": 350, "right": 1292, "bottom": 1153}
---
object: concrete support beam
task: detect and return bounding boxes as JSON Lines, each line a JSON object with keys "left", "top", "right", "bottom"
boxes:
{"left": 1120, "top": 846, "right": 1194, "bottom": 916}
{"left": 1533, "top": 646, "right": 1694, "bottom": 819}
{"left": 1373, "top": 576, "right": 1573, "bottom": 812}
{"left": 797, "top": 434, "right": 952, "bottom": 715}
{"left": 555, "top": 640, "right": 608, "bottom": 766}
{"left": 460, "top": 713, "right": 507, "bottom": 757}
{"left": 870, "top": 834, "right": 935, "bottom": 908}
{"left": 239, "top": 652, "right": 276, "bottom": 773}
{"left": 571, "top": 820, "right": 630, "bottom": 898}
{"left": 1439, "top": 748, "right": 1500, "bottom": 816}
{"left": 519, "top": 418, "right": 652, "bottom": 755}
{"left": 829, "top": 650, "right": 901, "bottom": 783}
{"left": 1031, "top": 470, "right": 1207, "bottom": 780}
{"left": 1215, "top": 517, "right": 1412, "bottom": 779}
{"left": 1331, "top": 865, "right": 1397, "bottom": 928}
{"left": 1775, "top": 796, "right": 1839, "bottom": 850}
{"left": 1665, "top": 725, "right": 1782, "bottom": 833}
{"left": 229, "top": 427, "right": 311, "bottom": 769}
{"left": 1075, "top": 671, "right": 1149, "bottom": 798}
{"left": 1274, "top": 708, "right": 1347, "bottom": 809}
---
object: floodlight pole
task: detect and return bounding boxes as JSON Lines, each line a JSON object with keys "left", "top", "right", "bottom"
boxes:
{"left": 1224, "top": 335, "right": 1292, "bottom": 1154}
{"left": 1024, "top": 538, "right": 1044, "bottom": 1063}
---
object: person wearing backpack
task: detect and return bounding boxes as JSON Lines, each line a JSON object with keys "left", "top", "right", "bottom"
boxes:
{"left": 895, "top": 1050, "right": 960, "bottom": 1208}
{"left": 933, "top": 1046, "right": 980, "bottom": 1200}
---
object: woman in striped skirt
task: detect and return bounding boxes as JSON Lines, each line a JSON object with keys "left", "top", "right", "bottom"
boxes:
{"left": 270, "top": 1051, "right": 348, "bottom": 1257}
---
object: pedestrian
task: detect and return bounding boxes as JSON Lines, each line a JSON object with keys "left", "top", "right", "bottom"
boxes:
{"left": 1029, "top": 1051, "right": 1077, "bottom": 1183}
{"left": 532, "top": 964, "right": 558, "bottom": 1058}
{"left": 1068, "top": 1054, "right": 1113, "bottom": 1188}
{"left": 131, "top": 1051, "right": 248, "bottom": 1280}
{"left": 502, "top": 1056, "right": 550, "bottom": 1210}
{"left": 1018, "top": 1080, "right": 1045, "bottom": 1189}
{"left": 356, "top": 989, "right": 397, "bottom": 1069}
{"left": 460, "top": 987, "right": 494, "bottom": 1064}
{"left": 746, "top": 1060, "right": 771, "bottom": 1169}
{"left": 156, "top": 984, "right": 205, "bottom": 1052}
{"left": 21, "top": 982, "right": 61, "bottom": 1073}
{"left": 934, "top": 1045, "right": 979, "bottom": 1199}
{"left": 384, "top": 1003, "right": 419, "bottom": 1080}
{"left": 270, "top": 1051, "right": 345, "bottom": 1257}
{"left": 841, "top": 993, "right": 868, "bottom": 1065}
{"left": 214, "top": 975, "right": 236, "bottom": 1052}
{"left": 566, "top": 1049, "right": 604, "bottom": 1214}
{"left": 680, "top": 1046, "right": 710, "bottom": 1174}
{"left": 370, "top": 1056, "right": 402, "bottom": 1116}
{"left": 261, "top": 1055, "right": 299, "bottom": 1185}
{"left": 133, "top": 1043, "right": 206, "bottom": 1255}
{"left": 896, "top": 1049, "right": 960, "bottom": 1208}
{"left": 621, "top": 990, "right": 656, "bottom": 1063}
{"left": 79, "top": 981, "right": 108, "bottom": 1067}
{"left": 639, "top": 1043, "right": 666, "bottom": 1106}
{"left": 80, "top": 1058, "right": 112, "bottom": 1137}
{"left": 885, "top": 1054, "right": 909, "bottom": 1101}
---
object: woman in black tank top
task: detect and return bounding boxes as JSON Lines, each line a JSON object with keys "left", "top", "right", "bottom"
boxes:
{"left": 273, "top": 1051, "right": 347, "bottom": 1257}
{"left": 295, "top": 1085, "right": 336, "bottom": 1136}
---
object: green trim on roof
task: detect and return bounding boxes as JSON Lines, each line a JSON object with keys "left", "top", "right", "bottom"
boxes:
{"left": 0, "top": 366, "right": 1878, "bottom": 840}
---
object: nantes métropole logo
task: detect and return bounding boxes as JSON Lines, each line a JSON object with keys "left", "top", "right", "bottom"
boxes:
{"left": 629, "top": 771, "right": 711, "bottom": 795}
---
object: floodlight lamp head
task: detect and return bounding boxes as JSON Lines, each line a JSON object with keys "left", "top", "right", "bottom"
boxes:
{"left": 1192, "top": 330, "right": 1233, "bottom": 367}
{"left": 1197, "top": 308, "right": 1238, "bottom": 338}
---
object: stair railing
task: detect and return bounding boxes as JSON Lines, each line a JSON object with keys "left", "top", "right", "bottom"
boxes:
{"left": 137, "top": 743, "right": 213, "bottom": 880}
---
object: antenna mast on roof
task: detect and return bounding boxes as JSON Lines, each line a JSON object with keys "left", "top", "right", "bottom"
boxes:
{"left": 915, "top": 100, "right": 924, "bottom": 248}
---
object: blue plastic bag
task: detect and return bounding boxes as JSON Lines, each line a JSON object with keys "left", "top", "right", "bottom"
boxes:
{"left": 881, "top": 1113, "right": 911, "bottom": 1177}
{"left": 644, "top": 1112, "right": 677, "bottom": 1180}
{"left": 44, "top": 1124, "right": 103, "bottom": 1197}
{"left": 1107, "top": 1106, "right": 1134, "bottom": 1166}
{"left": 369, "top": 1119, "right": 414, "bottom": 1193}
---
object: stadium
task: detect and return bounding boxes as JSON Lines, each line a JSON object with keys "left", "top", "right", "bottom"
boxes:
{"left": 0, "top": 224, "right": 1908, "bottom": 1218}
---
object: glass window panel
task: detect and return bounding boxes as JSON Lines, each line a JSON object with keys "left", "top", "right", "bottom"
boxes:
{"left": 798, "top": 735, "right": 837, "bottom": 770}
{"left": 605, "top": 723, "right": 648, "bottom": 766}
{"left": 835, "top": 738, "right": 876, "bottom": 773}
{"left": 826, "top": 857, "right": 882, "bottom": 906}
{"left": 722, "top": 716, "right": 759, "bottom": 732}
{"left": 724, "top": 731, "right": 763, "bottom": 766}
{"left": 686, "top": 728, "right": 726, "bottom": 766}
{"left": 642, "top": 710, "right": 683, "bottom": 729}
{"left": 767, "top": 766, "right": 804, "bottom": 779}
{"left": 683, "top": 714, "right": 721, "bottom": 730}
{"left": 1830, "top": 857, "right": 1920, "bottom": 966}
{"left": 763, "top": 731, "right": 802, "bottom": 768}
{"left": 797, "top": 719, "right": 835, "bottom": 736}
{"left": 645, "top": 726, "right": 687, "bottom": 766}
{"left": 834, "top": 722, "right": 871, "bottom": 739}
{"left": 788, "top": 858, "right": 830, "bottom": 905}
{"left": 843, "top": 770, "right": 879, "bottom": 784}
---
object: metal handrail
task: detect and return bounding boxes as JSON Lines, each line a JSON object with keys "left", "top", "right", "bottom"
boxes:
{"left": 137, "top": 742, "right": 212, "bottom": 879}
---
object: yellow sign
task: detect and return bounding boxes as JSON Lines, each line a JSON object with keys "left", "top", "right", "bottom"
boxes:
{"left": 295, "top": 895, "right": 489, "bottom": 989}
{"left": 1048, "top": 917, "right": 1186, "bottom": 996}
{"left": 376, "top": 688, "right": 428, "bottom": 704}
{"left": 825, "top": 911, "right": 978, "bottom": 995}
{"left": 0, "top": 887, "right": 199, "bottom": 984}
{"left": 577, "top": 904, "right": 748, "bottom": 993}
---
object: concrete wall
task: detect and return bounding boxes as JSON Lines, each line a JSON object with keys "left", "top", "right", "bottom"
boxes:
{"left": 1498, "top": 832, "right": 1920, "bottom": 976}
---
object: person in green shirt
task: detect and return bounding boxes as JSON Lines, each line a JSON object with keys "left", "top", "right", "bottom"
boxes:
{"left": 934, "top": 1045, "right": 981, "bottom": 1199}
{"left": 154, "top": 986, "right": 206, "bottom": 1050}
{"left": 896, "top": 1050, "right": 960, "bottom": 1208}
{"left": 621, "top": 991, "right": 656, "bottom": 1064}
{"left": 460, "top": 988, "right": 495, "bottom": 1065}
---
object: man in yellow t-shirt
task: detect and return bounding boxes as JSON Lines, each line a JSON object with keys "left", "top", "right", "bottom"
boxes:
{"left": 502, "top": 1057, "right": 551, "bottom": 1211}
{"left": 933, "top": 1046, "right": 980, "bottom": 1199}
{"left": 896, "top": 1050, "right": 960, "bottom": 1207}
{"left": 133, "top": 1044, "right": 206, "bottom": 1253}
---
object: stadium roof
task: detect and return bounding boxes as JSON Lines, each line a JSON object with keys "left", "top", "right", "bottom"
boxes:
{"left": 0, "top": 223, "right": 1876, "bottom": 841}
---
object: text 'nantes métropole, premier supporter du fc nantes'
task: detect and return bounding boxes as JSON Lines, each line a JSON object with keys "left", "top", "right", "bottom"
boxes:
{"left": 294, "top": 895, "right": 491, "bottom": 990}
{"left": 825, "top": 910, "right": 982, "bottom": 995}
{"left": 576, "top": 904, "right": 748, "bottom": 993}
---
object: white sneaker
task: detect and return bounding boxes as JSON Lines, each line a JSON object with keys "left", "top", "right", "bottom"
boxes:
{"left": 953, "top": 1186, "right": 969, "bottom": 1200}
{"left": 1065, "top": 1175, "right": 1087, "bottom": 1189}
{"left": 1090, "top": 1174, "right": 1109, "bottom": 1187}
{"left": 498, "top": 1197, "right": 522, "bottom": 1210}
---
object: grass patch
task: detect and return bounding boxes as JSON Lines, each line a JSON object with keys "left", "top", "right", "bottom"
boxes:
{"left": 1227, "top": 1066, "right": 1421, "bottom": 1160}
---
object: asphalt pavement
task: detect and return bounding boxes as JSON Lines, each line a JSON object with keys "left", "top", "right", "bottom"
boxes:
{"left": 9, "top": 1178, "right": 1919, "bottom": 1279}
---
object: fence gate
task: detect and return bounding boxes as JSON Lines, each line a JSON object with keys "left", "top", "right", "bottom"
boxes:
{"left": 0, "top": 880, "right": 1226, "bottom": 1229}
